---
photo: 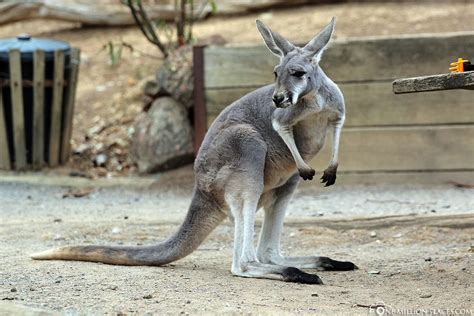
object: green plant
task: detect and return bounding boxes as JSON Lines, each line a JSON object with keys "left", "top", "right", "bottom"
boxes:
{"left": 101, "top": 41, "right": 133, "bottom": 66}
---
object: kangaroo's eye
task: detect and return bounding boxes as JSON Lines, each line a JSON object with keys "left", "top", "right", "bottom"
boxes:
{"left": 273, "top": 71, "right": 278, "bottom": 79}
{"left": 292, "top": 71, "right": 306, "bottom": 78}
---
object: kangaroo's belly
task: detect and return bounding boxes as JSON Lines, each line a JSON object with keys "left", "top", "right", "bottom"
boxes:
{"left": 262, "top": 115, "right": 330, "bottom": 191}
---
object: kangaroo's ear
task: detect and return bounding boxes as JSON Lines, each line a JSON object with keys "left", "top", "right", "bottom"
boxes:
{"left": 256, "top": 20, "right": 295, "bottom": 58}
{"left": 303, "top": 17, "right": 336, "bottom": 63}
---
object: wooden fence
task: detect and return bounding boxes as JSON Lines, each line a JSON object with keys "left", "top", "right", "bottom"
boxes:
{"left": 193, "top": 32, "right": 474, "bottom": 184}
{"left": 0, "top": 48, "right": 80, "bottom": 170}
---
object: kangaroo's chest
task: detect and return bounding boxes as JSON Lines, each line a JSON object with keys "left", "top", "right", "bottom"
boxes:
{"left": 294, "top": 114, "right": 330, "bottom": 160}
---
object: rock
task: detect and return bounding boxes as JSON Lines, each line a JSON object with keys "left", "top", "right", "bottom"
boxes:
{"left": 420, "top": 293, "right": 432, "bottom": 298}
{"left": 143, "top": 294, "right": 153, "bottom": 299}
{"left": 74, "top": 143, "right": 91, "bottom": 155}
{"left": 131, "top": 97, "right": 194, "bottom": 174}
{"left": 370, "top": 231, "right": 377, "bottom": 238}
{"left": 111, "top": 227, "right": 121, "bottom": 234}
{"left": 93, "top": 154, "right": 108, "bottom": 167}
{"left": 53, "top": 234, "right": 64, "bottom": 241}
{"left": 368, "top": 270, "right": 380, "bottom": 274}
{"left": 155, "top": 46, "right": 194, "bottom": 109}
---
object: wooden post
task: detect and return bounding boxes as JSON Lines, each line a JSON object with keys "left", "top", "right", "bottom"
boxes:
{"left": 48, "top": 49, "right": 64, "bottom": 166}
{"left": 60, "top": 48, "right": 80, "bottom": 164}
{"left": 0, "top": 86, "right": 10, "bottom": 169}
{"left": 9, "top": 49, "right": 27, "bottom": 169}
{"left": 192, "top": 45, "right": 206, "bottom": 155}
{"left": 33, "top": 50, "right": 45, "bottom": 168}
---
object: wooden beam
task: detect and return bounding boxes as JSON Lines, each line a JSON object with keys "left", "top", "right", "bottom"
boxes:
{"left": 48, "top": 49, "right": 65, "bottom": 167}
{"left": 193, "top": 45, "right": 207, "bottom": 154}
{"left": 205, "top": 82, "right": 474, "bottom": 127}
{"left": 60, "top": 48, "right": 80, "bottom": 164}
{"left": 8, "top": 49, "right": 27, "bottom": 170}
{"left": 310, "top": 125, "right": 474, "bottom": 172}
{"left": 203, "top": 33, "right": 474, "bottom": 88}
{"left": 33, "top": 50, "right": 45, "bottom": 169}
{"left": 393, "top": 71, "right": 474, "bottom": 94}
{"left": 0, "top": 86, "right": 10, "bottom": 170}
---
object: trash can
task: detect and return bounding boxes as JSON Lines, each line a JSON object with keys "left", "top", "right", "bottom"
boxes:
{"left": 0, "top": 35, "right": 80, "bottom": 170}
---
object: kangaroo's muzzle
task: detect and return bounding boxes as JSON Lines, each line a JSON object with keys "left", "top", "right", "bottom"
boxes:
{"left": 272, "top": 92, "right": 292, "bottom": 108}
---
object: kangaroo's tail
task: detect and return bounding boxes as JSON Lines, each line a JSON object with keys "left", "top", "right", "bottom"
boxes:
{"left": 31, "top": 189, "right": 226, "bottom": 266}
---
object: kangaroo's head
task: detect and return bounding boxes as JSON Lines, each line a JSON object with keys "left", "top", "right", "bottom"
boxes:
{"left": 256, "top": 18, "right": 336, "bottom": 108}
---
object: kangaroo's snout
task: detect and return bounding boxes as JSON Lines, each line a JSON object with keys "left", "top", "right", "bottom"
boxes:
{"left": 272, "top": 94, "right": 285, "bottom": 106}
{"left": 272, "top": 92, "right": 293, "bottom": 108}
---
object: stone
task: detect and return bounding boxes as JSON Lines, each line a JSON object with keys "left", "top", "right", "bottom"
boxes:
{"left": 131, "top": 97, "right": 194, "bottom": 174}
{"left": 155, "top": 46, "right": 194, "bottom": 109}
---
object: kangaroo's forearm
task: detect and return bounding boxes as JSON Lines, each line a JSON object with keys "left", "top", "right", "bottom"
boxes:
{"left": 320, "top": 115, "right": 344, "bottom": 186}
{"left": 329, "top": 115, "right": 344, "bottom": 168}
{"left": 272, "top": 121, "right": 308, "bottom": 169}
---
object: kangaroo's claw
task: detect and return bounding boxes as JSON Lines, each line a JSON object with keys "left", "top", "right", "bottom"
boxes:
{"left": 320, "top": 166, "right": 337, "bottom": 187}
{"left": 282, "top": 267, "right": 323, "bottom": 284}
{"left": 299, "top": 168, "right": 316, "bottom": 180}
{"left": 318, "top": 257, "right": 358, "bottom": 271}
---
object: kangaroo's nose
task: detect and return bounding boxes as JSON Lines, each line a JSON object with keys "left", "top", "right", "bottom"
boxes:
{"left": 272, "top": 94, "right": 285, "bottom": 106}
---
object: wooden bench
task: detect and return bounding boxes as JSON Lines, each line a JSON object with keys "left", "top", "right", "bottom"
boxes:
{"left": 192, "top": 32, "right": 474, "bottom": 184}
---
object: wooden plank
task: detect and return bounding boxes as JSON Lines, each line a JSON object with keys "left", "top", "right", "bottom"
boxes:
{"left": 204, "top": 32, "right": 474, "bottom": 88}
{"left": 192, "top": 45, "right": 207, "bottom": 154}
{"left": 48, "top": 49, "right": 65, "bottom": 166}
{"left": 205, "top": 82, "right": 474, "bottom": 127}
{"left": 309, "top": 125, "right": 474, "bottom": 172}
{"left": 393, "top": 71, "right": 474, "bottom": 94}
{"left": 8, "top": 49, "right": 27, "bottom": 170}
{"left": 0, "top": 87, "right": 10, "bottom": 169}
{"left": 60, "top": 48, "right": 80, "bottom": 164}
{"left": 33, "top": 50, "right": 45, "bottom": 168}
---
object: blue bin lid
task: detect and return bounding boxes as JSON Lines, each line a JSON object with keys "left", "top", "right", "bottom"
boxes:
{"left": 0, "top": 34, "right": 70, "bottom": 60}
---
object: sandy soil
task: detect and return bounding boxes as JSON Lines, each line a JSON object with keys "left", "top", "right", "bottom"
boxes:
{"left": 0, "top": 166, "right": 473, "bottom": 314}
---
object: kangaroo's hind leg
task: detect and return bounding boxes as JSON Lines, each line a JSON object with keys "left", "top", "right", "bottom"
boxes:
{"left": 257, "top": 173, "right": 358, "bottom": 271}
{"left": 224, "top": 129, "right": 322, "bottom": 284}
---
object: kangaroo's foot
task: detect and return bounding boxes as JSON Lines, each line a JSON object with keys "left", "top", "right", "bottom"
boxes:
{"left": 298, "top": 167, "right": 316, "bottom": 180}
{"left": 320, "top": 165, "right": 337, "bottom": 187}
{"left": 231, "top": 261, "right": 323, "bottom": 284}
{"left": 259, "top": 255, "right": 358, "bottom": 271}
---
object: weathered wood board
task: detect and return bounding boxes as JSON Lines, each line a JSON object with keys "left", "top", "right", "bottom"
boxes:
{"left": 393, "top": 71, "right": 474, "bottom": 93}
{"left": 33, "top": 50, "right": 45, "bottom": 168}
{"left": 309, "top": 125, "right": 474, "bottom": 172}
{"left": 8, "top": 49, "right": 27, "bottom": 170}
{"left": 48, "top": 50, "right": 65, "bottom": 167}
{"left": 60, "top": 48, "right": 80, "bottom": 164}
{"left": 204, "top": 32, "right": 474, "bottom": 88}
{"left": 205, "top": 83, "right": 474, "bottom": 127}
{"left": 0, "top": 87, "right": 10, "bottom": 169}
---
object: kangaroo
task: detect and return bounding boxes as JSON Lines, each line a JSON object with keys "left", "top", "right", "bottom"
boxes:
{"left": 31, "top": 17, "right": 357, "bottom": 284}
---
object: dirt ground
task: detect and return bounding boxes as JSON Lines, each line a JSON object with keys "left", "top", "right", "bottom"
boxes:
{"left": 0, "top": 166, "right": 473, "bottom": 314}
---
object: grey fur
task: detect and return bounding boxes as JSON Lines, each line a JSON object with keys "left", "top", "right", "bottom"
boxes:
{"left": 31, "top": 18, "right": 356, "bottom": 284}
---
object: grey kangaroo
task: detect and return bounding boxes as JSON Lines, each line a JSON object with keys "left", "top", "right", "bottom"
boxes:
{"left": 32, "top": 17, "right": 357, "bottom": 284}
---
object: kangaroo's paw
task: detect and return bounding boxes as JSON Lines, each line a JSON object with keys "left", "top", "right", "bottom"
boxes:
{"left": 281, "top": 267, "right": 323, "bottom": 284}
{"left": 318, "top": 257, "right": 358, "bottom": 271}
{"left": 299, "top": 168, "right": 316, "bottom": 180}
{"left": 321, "top": 166, "right": 337, "bottom": 187}
{"left": 232, "top": 263, "right": 323, "bottom": 284}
